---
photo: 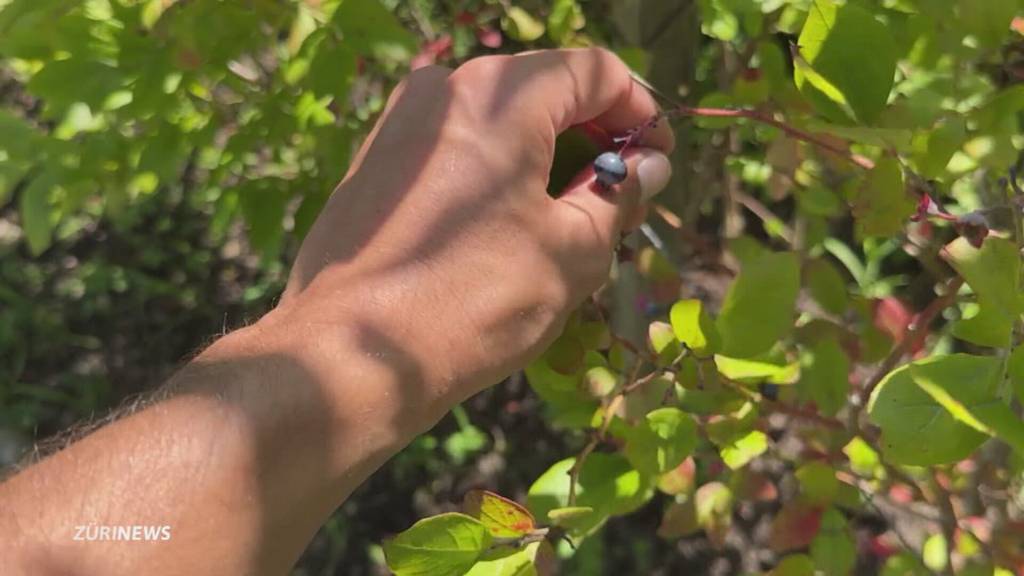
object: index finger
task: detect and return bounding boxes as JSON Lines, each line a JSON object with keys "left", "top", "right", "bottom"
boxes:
{"left": 507, "top": 48, "right": 675, "bottom": 153}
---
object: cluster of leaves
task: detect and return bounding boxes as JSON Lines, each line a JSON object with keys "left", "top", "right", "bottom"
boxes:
{"left": 6, "top": 0, "right": 1024, "bottom": 574}
{"left": 385, "top": 0, "right": 1024, "bottom": 574}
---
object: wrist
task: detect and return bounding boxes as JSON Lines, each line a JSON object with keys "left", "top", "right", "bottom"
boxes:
{"left": 248, "top": 296, "right": 457, "bottom": 446}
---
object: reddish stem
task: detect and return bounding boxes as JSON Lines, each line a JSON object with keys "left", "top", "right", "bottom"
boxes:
{"left": 858, "top": 276, "right": 965, "bottom": 406}
{"left": 668, "top": 106, "right": 876, "bottom": 170}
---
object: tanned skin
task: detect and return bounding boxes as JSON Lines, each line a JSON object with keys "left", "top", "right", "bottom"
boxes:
{"left": 0, "top": 48, "right": 674, "bottom": 576}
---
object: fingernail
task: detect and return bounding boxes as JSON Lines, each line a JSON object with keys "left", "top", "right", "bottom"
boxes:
{"left": 637, "top": 152, "right": 672, "bottom": 202}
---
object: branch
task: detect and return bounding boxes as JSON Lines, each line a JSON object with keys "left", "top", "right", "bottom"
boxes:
{"left": 930, "top": 472, "right": 958, "bottom": 576}
{"left": 717, "top": 375, "right": 846, "bottom": 430}
{"left": 732, "top": 190, "right": 795, "bottom": 245}
{"left": 668, "top": 106, "right": 876, "bottom": 170}
{"left": 567, "top": 393, "right": 624, "bottom": 506}
{"left": 857, "top": 276, "right": 965, "bottom": 407}
{"left": 567, "top": 352, "right": 685, "bottom": 504}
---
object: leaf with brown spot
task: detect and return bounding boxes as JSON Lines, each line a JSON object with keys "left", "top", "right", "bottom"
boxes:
{"left": 463, "top": 490, "right": 536, "bottom": 538}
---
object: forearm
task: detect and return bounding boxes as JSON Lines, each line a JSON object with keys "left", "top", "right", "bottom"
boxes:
{"left": 0, "top": 307, "right": 448, "bottom": 576}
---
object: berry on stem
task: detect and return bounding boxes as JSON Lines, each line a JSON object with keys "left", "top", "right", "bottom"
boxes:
{"left": 594, "top": 151, "right": 627, "bottom": 188}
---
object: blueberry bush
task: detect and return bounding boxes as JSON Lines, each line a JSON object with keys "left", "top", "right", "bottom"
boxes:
{"left": 3, "top": 0, "right": 1024, "bottom": 574}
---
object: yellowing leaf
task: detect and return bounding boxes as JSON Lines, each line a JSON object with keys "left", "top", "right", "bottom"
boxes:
{"left": 462, "top": 490, "right": 536, "bottom": 538}
{"left": 502, "top": 7, "right": 545, "bottom": 42}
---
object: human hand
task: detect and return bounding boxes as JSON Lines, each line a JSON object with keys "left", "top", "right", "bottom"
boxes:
{"left": 268, "top": 48, "right": 674, "bottom": 429}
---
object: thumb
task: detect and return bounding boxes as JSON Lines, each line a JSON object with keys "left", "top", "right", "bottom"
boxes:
{"left": 554, "top": 147, "right": 672, "bottom": 247}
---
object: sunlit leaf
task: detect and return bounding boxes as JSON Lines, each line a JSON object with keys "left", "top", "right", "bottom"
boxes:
{"left": 717, "top": 251, "right": 800, "bottom": 358}
{"left": 383, "top": 513, "right": 491, "bottom": 576}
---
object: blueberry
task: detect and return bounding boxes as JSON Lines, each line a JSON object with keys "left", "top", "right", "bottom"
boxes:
{"left": 593, "top": 151, "right": 627, "bottom": 188}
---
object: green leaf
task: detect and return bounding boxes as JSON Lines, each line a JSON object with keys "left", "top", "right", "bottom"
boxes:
{"left": 881, "top": 552, "right": 930, "bottom": 576}
{"left": 28, "top": 58, "right": 123, "bottom": 114}
{"left": 952, "top": 305, "right": 1015, "bottom": 349}
{"left": 971, "top": 86, "right": 1024, "bottom": 133}
{"left": 912, "top": 118, "right": 967, "bottom": 179}
{"left": 911, "top": 357, "right": 1024, "bottom": 454}
{"left": 717, "top": 251, "right": 800, "bottom": 358}
{"left": 524, "top": 357, "right": 598, "bottom": 421}
{"left": 843, "top": 436, "right": 881, "bottom": 478}
{"left": 547, "top": 506, "right": 594, "bottom": 531}
{"left": 798, "top": 337, "right": 849, "bottom": 416}
{"left": 945, "top": 236, "right": 1022, "bottom": 317}
{"left": 714, "top": 355, "right": 799, "bottom": 384}
{"left": 20, "top": 177, "right": 55, "bottom": 256}
{"left": 648, "top": 321, "right": 683, "bottom": 367}
{"left": 868, "top": 355, "right": 994, "bottom": 465}
{"left": 331, "top": 0, "right": 416, "bottom": 61}
{"left": 957, "top": 0, "right": 1016, "bottom": 50}
{"left": 527, "top": 454, "right": 653, "bottom": 536}
{"left": 502, "top": 7, "right": 545, "bottom": 42}
{"left": 851, "top": 157, "right": 914, "bottom": 238}
{"left": 464, "top": 543, "right": 543, "bottom": 576}
{"left": 670, "top": 299, "right": 722, "bottom": 356}
{"left": 0, "top": 110, "right": 44, "bottom": 160}
{"left": 462, "top": 490, "right": 535, "bottom": 538}
{"left": 624, "top": 407, "right": 698, "bottom": 475}
{"left": 547, "top": 0, "right": 584, "bottom": 44}
{"left": 943, "top": 236, "right": 1022, "bottom": 347}
{"left": 795, "top": 461, "right": 839, "bottom": 505}
{"left": 543, "top": 333, "right": 585, "bottom": 375}
{"left": 237, "top": 179, "right": 289, "bottom": 258}
{"left": 803, "top": 121, "right": 913, "bottom": 150}
{"left": 811, "top": 509, "right": 856, "bottom": 576}
{"left": 772, "top": 554, "right": 816, "bottom": 576}
{"left": 1009, "top": 346, "right": 1024, "bottom": 405}
{"left": 805, "top": 259, "right": 849, "bottom": 315}
{"left": 923, "top": 533, "right": 948, "bottom": 573}
{"left": 795, "top": 0, "right": 897, "bottom": 124}
{"left": 306, "top": 38, "right": 358, "bottom": 102}
{"left": 719, "top": 429, "right": 768, "bottom": 469}
{"left": 383, "top": 513, "right": 492, "bottom": 576}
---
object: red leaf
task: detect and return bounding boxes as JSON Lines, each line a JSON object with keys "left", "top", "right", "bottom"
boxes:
{"left": 410, "top": 35, "right": 453, "bottom": 70}
{"left": 866, "top": 534, "right": 899, "bottom": 559}
{"left": 888, "top": 483, "right": 914, "bottom": 504}
{"left": 769, "top": 502, "right": 824, "bottom": 553}
{"left": 476, "top": 26, "right": 503, "bottom": 49}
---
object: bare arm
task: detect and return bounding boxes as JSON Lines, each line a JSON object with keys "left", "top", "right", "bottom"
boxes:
{"left": 0, "top": 49, "right": 673, "bottom": 576}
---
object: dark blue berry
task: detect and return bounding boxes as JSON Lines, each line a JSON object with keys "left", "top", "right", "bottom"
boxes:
{"left": 593, "top": 151, "right": 627, "bottom": 188}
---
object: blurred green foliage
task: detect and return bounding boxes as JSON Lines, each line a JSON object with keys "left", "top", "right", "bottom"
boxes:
{"left": 5, "top": 0, "right": 1024, "bottom": 574}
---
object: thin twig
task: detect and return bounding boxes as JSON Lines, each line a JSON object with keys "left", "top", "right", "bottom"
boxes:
{"left": 857, "top": 276, "right": 965, "bottom": 407}
{"left": 567, "top": 393, "right": 624, "bottom": 505}
{"left": 669, "top": 106, "right": 876, "bottom": 170}
{"left": 717, "top": 375, "right": 846, "bottom": 430}
{"left": 732, "top": 190, "right": 795, "bottom": 244}
{"left": 930, "top": 472, "right": 958, "bottom": 576}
